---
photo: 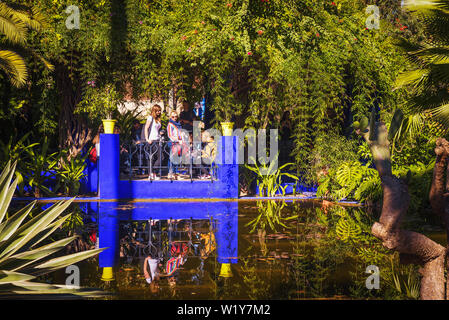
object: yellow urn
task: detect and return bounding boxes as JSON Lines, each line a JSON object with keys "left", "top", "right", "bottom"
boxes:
{"left": 102, "top": 119, "right": 117, "bottom": 134}
{"left": 221, "top": 122, "right": 234, "bottom": 136}
{"left": 219, "top": 263, "right": 233, "bottom": 278}
{"left": 101, "top": 267, "right": 115, "bottom": 281}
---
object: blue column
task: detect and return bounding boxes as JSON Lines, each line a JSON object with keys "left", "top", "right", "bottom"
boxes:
{"left": 99, "top": 134, "right": 120, "bottom": 199}
{"left": 98, "top": 202, "right": 119, "bottom": 268}
{"left": 217, "top": 136, "right": 239, "bottom": 198}
{"left": 83, "top": 160, "right": 98, "bottom": 194}
{"left": 216, "top": 201, "right": 238, "bottom": 264}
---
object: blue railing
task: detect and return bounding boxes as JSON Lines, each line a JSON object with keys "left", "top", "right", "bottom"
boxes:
{"left": 122, "top": 140, "right": 218, "bottom": 181}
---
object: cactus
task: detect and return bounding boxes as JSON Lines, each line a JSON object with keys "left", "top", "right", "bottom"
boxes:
{"left": 359, "top": 117, "right": 369, "bottom": 132}
{"left": 405, "top": 169, "right": 412, "bottom": 184}
{"left": 388, "top": 109, "right": 404, "bottom": 141}
{"left": 369, "top": 107, "right": 377, "bottom": 141}
{"left": 352, "top": 117, "right": 369, "bottom": 132}
{"left": 354, "top": 109, "right": 392, "bottom": 177}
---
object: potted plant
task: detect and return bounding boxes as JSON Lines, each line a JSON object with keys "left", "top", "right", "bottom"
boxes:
{"left": 77, "top": 83, "right": 121, "bottom": 134}
{"left": 221, "top": 119, "right": 234, "bottom": 136}
{"left": 101, "top": 85, "right": 120, "bottom": 133}
{"left": 211, "top": 85, "right": 241, "bottom": 136}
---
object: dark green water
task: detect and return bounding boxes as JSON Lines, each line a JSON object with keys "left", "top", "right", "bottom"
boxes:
{"left": 30, "top": 200, "right": 447, "bottom": 300}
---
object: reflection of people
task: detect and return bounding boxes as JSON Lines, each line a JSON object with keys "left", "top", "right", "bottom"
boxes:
{"left": 143, "top": 255, "right": 160, "bottom": 284}
{"left": 168, "top": 275, "right": 177, "bottom": 296}
{"left": 200, "top": 232, "right": 216, "bottom": 260}
{"left": 165, "top": 253, "right": 187, "bottom": 276}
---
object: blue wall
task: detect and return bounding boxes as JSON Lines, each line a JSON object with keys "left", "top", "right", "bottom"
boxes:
{"left": 98, "top": 134, "right": 239, "bottom": 199}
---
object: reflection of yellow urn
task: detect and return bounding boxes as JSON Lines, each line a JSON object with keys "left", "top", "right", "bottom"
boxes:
{"left": 101, "top": 267, "right": 115, "bottom": 281}
{"left": 219, "top": 263, "right": 233, "bottom": 278}
{"left": 221, "top": 122, "right": 234, "bottom": 136}
{"left": 102, "top": 119, "right": 117, "bottom": 134}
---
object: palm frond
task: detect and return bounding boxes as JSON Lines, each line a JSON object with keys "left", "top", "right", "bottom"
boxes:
{"left": 0, "top": 2, "right": 27, "bottom": 45}
{"left": 0, "top": 50, "right": 28, "bottom": 87}
{"left": 11, "top": 6, "right": 47, "bottom": 31}
{"left": 404, "top": 0, "right": 449, "bottom": 13}
{"left": 394, "top": 69, "right": 429, "bottom": 90}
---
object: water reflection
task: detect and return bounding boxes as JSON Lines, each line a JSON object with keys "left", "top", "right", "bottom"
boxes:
{"left": 94, "top": 201, "right": 238, "bottom": 295}
{"left": 21, "top": 199, "right": 438, "bottom": 299}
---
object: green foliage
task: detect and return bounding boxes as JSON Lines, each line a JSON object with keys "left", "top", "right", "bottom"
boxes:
{"left": 245, "top": 154, "right": 298, "bottom": 197}
{"left": 335, "top": 217, "right": 362, "bottom": 243}
{"left": 305, "top": 131, "right": 359, "bottom": 184}
{"left": 115, "top": 108, "right": 142, "bottom": 145}
{"left": 317, "top": 160, "right": 382, "bottom": 203}
{"left": 387, "top": 262, "right": 420, "bottom": 300}
{"left": 245, "top": 200, "right": 297, "bottom": 233}
{"left": 388, "top": 109, "right": 404, "bottom": 141}
{"left": 0, "top": 132, "right": 38, "bottom": 195}
{"left": 0, "top": 2, "right": 52, "bottom": 87}
{"left": 392, "top": 160, "right": 434, "bottom": 215}
{"left": 22, "top": 137, "right": 59, "bottom": 198}
{"left": 0, "top": 0, "right": 414, "bottom": 163}
{"left": 287, "top": 203, "right": 424, "bottom": 299}
{"left": 0, "top": 133, "right": 91, "bottom": 197}
{"left": 76, "top": 84, "right": 122, "bottom": 121}
{"left": 0, "top": 161, "right": 104, "bottom": 297}
{"left": 394, "top": 0, "right": 449, "bottom": 136}
{"left": 240, "top": 257, "right": 269, "bottom": 299}
{"left": 55, "top": 151, "right": 87, "bottom": 196}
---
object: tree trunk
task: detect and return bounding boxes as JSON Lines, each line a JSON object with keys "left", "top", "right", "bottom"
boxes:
{"left": 360, "top": 123, "right": 448, "bottom": 300}
{"left": 55, "top": 62, "right": 92, "bottom": 160}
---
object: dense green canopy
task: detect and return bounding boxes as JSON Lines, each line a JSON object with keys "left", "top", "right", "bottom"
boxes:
{"left": 0, "top": 0, "right": 427, "bottom": 173}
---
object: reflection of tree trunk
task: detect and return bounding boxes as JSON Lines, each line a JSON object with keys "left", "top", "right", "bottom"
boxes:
{"left": 258, "top": 228, "right": 268, "bottom": 256}
{"left": 361, "top": 123, "right": 448, "bottom": 300}
{"left": 55, "top": 62, "right": 92, "bottom": 160}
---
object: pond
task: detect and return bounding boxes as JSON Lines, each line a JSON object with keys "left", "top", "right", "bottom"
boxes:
{"left": 17, "top": 199, "right": 446, "bottom": 300}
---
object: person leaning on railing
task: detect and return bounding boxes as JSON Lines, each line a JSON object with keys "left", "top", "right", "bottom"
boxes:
{"left": 167, "top": 110, "right": 189, "bottom": 180}
{"left": 200, "top": 131, "right": 216, "bottom": 179}
{"left": 132, "top": 119, "right": 143, "bottom": 144}
{"left": 143, "top": 104, "right": 164, "bottom": 180}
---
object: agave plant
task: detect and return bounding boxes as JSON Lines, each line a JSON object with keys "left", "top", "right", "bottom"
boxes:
{"left": 55, "top": 150, "right": 88, "bottom": 196}
{"left": 245, "top": 154, "right": 298, "bottom": 197}
{"left": 245, "top": 200, "right": 297, "bottom": 234}
{"left": 0, "top": 161, "right": 104, "bottom": 297}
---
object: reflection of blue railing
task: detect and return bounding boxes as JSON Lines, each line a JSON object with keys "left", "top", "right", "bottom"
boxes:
{"left": 118, "top": 218, "right": 217, "bottom": 263}
{"left": 124, "top": 141, "right": 217, "bottom": 181}
{"left": 96, "top": 201, "right": 238, "bottom": 268}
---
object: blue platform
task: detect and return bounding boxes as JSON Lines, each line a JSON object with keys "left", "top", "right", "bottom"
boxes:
{"left": 98, "top": 134, "right": 239, "bottom": 199}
